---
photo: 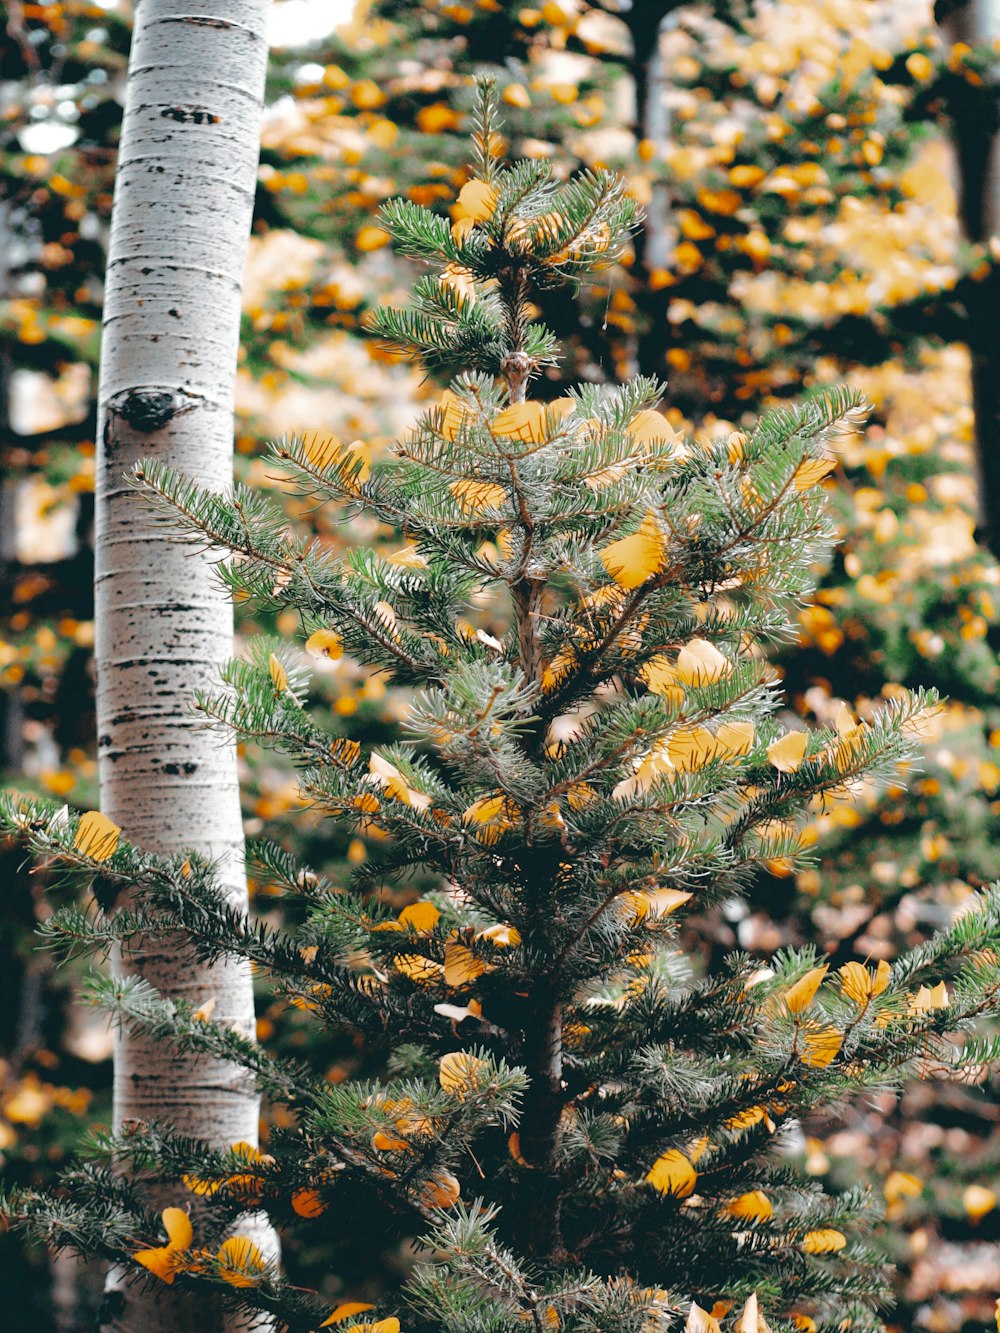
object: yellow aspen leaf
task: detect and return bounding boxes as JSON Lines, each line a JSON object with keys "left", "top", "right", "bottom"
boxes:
{"left": 74, "top": 810, "right": 121, "bottom": 862}
{"left": 667, "top": 726, "right": 718, "bottom": 772}
{"left": 453, "top": 178, "right": 498, "bottom": 224}
{"left": 884, "top": 1171, "right": 923, "bottom": 1204}
{"left": 715, "top": 721, "right": 755, "bottom": 757}
{"left": 394, "top": 955, "right": 444, "bottom": 986}
{"left": 638, "top": 656, "right": 684, "bottom": 703}
{"left": 646, "top": 1148, "right": 697, "bottom": 1198}
{"left": 463, "top": 794, "right": 508, "bottom": 825}
{"left": 300, "top": 430, "right": 342, "bottom": 469}
{"left": 216, "top": 1236, "right": 266, "bottom": 1287}
{"left": 627, "top": 888, "right": 692, "bottom": 921}
{"left": 477, "top": 923, "right": 521, "bottom": 947}
{"left": 599, "top": 511, "right": 667, "bottom": 589}
{"left": 675, "top": 638, "right": 732, "bottom": 685}
{"left": 441, "top": 263, "right": 477, "bottom": 306}
{"left": 162, "top": 1208, "right": 193, "bottom": 1250}
{"left": 320, "top": 1304, "right": 375, "bottom": 1327}
{"left": 385, "top": 544, "right": 428, "bottom": 569}
{"left": 439, "top": 1051, "right": 487, "bottom": 1097}
{"left": 269, "top": 653, "right": 288, "bottom": 692}
{"left": 838, "top": 959, "right": 892, "bottom": 1006}
{"left": 420, "top": 1169, "right": 461, "bottom": 1209}
{"left": 372, "top": 1131, "right": 411, "bottom": 1152}
{"left": 792, "top": 1319, "right": 818, "bottom": 1333}
{"left": 784, "top": 965, "right": 828, "bottom": 1015}
{"left": 503, "top": 82, "right": 531, "bottom": 108}
{"left": 725, "top": 1106, "right": 766, "bottom": 1132}
{"left": 356, "top": 225, "right": 390, "bottom": 252}
{"left": 687, "top": 1134, "right": 710, "bottom": 1164}
{"left": 725, "top": 1190, "right": 773, "bottom": 1222}
{"left": 685, "top": 1303, "right": 722, "bottom": 1333}
{"left": 191, "top": 996, "right": 216, "bottom": 1022}
{"left": 508, "top": 1131, "right": 527, "bottom": 1165}
{"left": 736, "top": 1294, "right": 773, "bottom": 1333}
{"left": 799, "top": 1024, "right": 842, "bottom": 1068}
{"left": 134, "top": 1245, "right": 182, "bottom": 1284}
{"left": 398, "top": 901, "right": 441, "bottom": 933}
{"left": 291, "top": 1188, "right": 327, "bottom": 1218}
{"left": 963, "top": 1184, "right": 996, "bottom": 1220}
{"left": 627, "top": 409, "right": 675, "bottom": 446}
{"left": 450, "top": 479, "right": 507, "bottom": 514}
{"left": 767, "top": 730, "right": 808, "bottom": 773}
{"left": 793, "top": 455, "right": 837, "bottom": 490}
{"left": 444, "top": 941, "right": 490, "bottom": 987}
{"left": 305, "top": 630, "right": 343, "bottom": 660}
{"left": 909, "top": 981, "right": 949, "bottom": 1014}
{"left": 438, "top": 389, "right": 470, "bottom": 441}
{"left": 492, "top": 400, "right": 546, "bottom": 443}
{"left": 802, "top": 1228, "right": 846, "bottom": 1254}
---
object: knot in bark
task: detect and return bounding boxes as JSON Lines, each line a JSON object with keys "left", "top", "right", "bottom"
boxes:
{"left": 107, "top": 387, "right": 199, "bottom": 434}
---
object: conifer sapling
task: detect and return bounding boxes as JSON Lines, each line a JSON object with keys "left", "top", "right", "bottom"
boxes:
{"left": 6, "top": 78, "right": 1000, "bottom": 1333}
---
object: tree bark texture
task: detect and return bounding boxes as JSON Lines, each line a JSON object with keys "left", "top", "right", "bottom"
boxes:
{"left": 94, "top": 5, "right": 271, "bottom": 1330}
{"left": 938, "top": 0, "right": 1000, "bottom": 556}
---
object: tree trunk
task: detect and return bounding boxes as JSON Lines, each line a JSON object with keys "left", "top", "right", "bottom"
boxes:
{"left": 94, "top": 4, "right": 272, "bottom": 1330}
{"left": 938, "top": 0, "right": 1000, "bottom": 555}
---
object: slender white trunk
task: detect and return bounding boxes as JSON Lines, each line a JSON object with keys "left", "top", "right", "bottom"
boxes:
{"left": 94, "top": 5, "right": 272, "bottom": 1330}
{"left": 939, "top": 0, "right": 1000, "bottom": 555}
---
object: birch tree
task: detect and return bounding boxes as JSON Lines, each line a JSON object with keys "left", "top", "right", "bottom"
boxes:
{"left": 94, "top": 3, "right": 271, "bottom": 1330}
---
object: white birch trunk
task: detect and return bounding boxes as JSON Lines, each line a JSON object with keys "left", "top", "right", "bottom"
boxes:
{"left": 94, "top": 5, "right": 273, "bottom": 1330}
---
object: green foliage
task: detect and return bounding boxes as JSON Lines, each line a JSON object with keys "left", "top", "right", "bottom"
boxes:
{"left": 3, "top": 81, "right": 1000, "bottom": 1333}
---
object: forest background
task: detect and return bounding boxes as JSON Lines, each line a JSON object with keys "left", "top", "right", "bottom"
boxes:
{"left": 1, "top": 0, "right": 999, "bottom": 1329}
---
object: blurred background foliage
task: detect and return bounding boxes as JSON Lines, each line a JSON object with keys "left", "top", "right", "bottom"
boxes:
{"left": 2, "top": 0, "right": 1000, "bottom": 1328}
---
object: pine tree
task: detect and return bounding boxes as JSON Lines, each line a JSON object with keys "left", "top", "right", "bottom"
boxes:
{"left": 4, "top": 80, "right": 1000, "bottom": 1333}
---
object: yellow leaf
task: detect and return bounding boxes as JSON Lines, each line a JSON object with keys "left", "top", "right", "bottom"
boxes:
{"left": 784, "top": 965, "right": 828, "bottom": 1015}
{"left": 793, "top": 455, "right": 837, "bottom": 490}
{"left": 964, "top": 1184, "right": 996, "bottom": 1221}
{"left": 685, "top": 1303, "right": 722, "bottom": 1333}
{"left": 503, "top": 82, "right": 531, "bottom": 109}
{"left": 599, "top": 511, "right": 667, "bottom": 589}
{"left": 419, "top": 1169, "right": 461, "bottom": 1209}
{"left": 450, "top": 479, "right": 507, "bottom": 514}
{"left": 439, "top": 1051, "right": 487, "bottom": 1097}
{"left": 838, "top": 959, "right": 891, "bottom": 1007}
{"left": 444, "top": 941, "right": 490, "bottom": 987}
{"left": 306, "top": 630, "right": 343, "bottom": 660}
{"left": 134, "top": 1245, "right": 180, "bottom": 1284}
{"left": 74, "top": 810, "right": 121, "bottom": 862}
{"left": 627, "top": 888, "right": 692, "bottom": 922}
{"left": 216, "top": 1236, "right": 266, "bottom": 1287}
{"left": 476, "top": 923, "right": 521, "bottom": 947}
{"left": 398, "top": 901, "right": 441, "bottom": 933}
{"left": 292, "top": 1187, "right": 327, "bottom": 1218}
{"left": 802, "top": 1228, "right": 846, "bottom": 1254}
{"left": 646, "top": 1148, "right": 697, "bottom": 1198}
{"left": 766, "top": 731, "right": 808, "bottom": 773}
{"left": 372, "top": 1130, "right": 410, "bottom": 1152}
{"left": 394, "top": 955, "right": 444, "bottom": 986}
{"left": 269, "top": 653, "right": 288, "bottom": 692}
{"left": 715, "top": 721, "right": 755, "bottom": 757}
{"left": 667, "top": 726, "right": 718, "bottom": 772}
{"left": 724, "top": 1190, "right": 773, "bottom": 1222}
{"left": 385, "top": 544, "right": 427, "bottom": 569}
{"left": 736, "top": 1294, "right": 773, "bottom": 1333}
{"left": 799, "top": 1024, "right": 842, "bottom": 1068}
{"left": 300, "top": 430, "right": 342, "bottom": 469}
{"left": 675, "top": 638, "right": 732, "bottom": 685}
{"left": 884, "top": 1171, "right": 922, "bottom": 1205}
{"left": 438, "top": 389, "right": 471, "bottom": 441}
{"left": 453, "top": 178, "right": 498, "bottom": 224}
{"left": 492, "top": 400, "right": 547, "bottom": 443}
{"left": 627, "top": 409, "right": 676, "bottom": 446}
{"left": 638, "top": 656, "right": 684, "bottom": 703}
{"left": 320, "top": 1304, "right": 375, "bottom": 1327}
{"left": 191, "top": 996, "right": 216, "bottom": 1022}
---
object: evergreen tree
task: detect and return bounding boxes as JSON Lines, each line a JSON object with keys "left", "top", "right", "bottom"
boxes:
{"left": 4, "top": 81, "right": 1000, "bottom": 1333}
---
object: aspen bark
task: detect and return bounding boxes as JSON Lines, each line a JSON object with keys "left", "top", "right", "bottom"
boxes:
{"left": 938, "top": 0, "right": 1000, "bottom": 555}
{"left": 94, "top": 4, "right": 272, "bottom": 1330}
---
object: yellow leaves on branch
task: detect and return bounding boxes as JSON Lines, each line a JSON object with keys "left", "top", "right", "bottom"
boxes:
{"left": 802, "top": 1228, "right": 847, "bottom": 1254}
{"left": 133, "top": 1208, "right": 267, "bottom": 1288}
{"left": 452, "top": 178, "right": 498, "bottom": 228}
{"left": 838, "top": 959, "right": 891, "bottom": 1007}
{"left": 600, "top": 511, "right": 668, "bottom": 589}
{"left": 462, "top": 792, "right": 519, "bottom": 843}
{"left": 687, "top": 1297, "right": 774, "bottom": 1333}
{"left": 368, "top": 754, "right": 431, "bottom": 810}
{"left": 73, "top": 810, "right": 120, "bottom": 861}
{"left": 675, "top": 638, "right": 733, "bottom": 686}
{"left": 439, "top": 1051, "right": 488, "bottom": 1098}
{"left": 799, "top": 1024, "right": 843, "bottom": 1068}
{"left": 450, "top": 479, "right": 508, "bottom": 515}
{"left": 305, "top": 629, "right": 344, "bottom": 660}
{"left": 134, "top": 1207, "right": 193, "bottom": 1284}
{"left": 319, "top": 1304, "right": 375, "bottom": 1328}
{"left": 792, "top": 454, "right": 837, "bottom": 490}
{"left": 783, "top": 965, "right": 828, "bottom": 1015}
{"left": 299, "top": 432, "right": 372, "bottom": 486}
{"left": 766, "top": 730, "right": 808, "bottom": 773}
{"left": 645, "top": 1148, "right": 697, "bottom": 1198}
{"left": 724, "top": 1190, "right": 773, "bottom": 1223}
{"left": 269, "top": 653, "right": 288, "bottom": 693}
